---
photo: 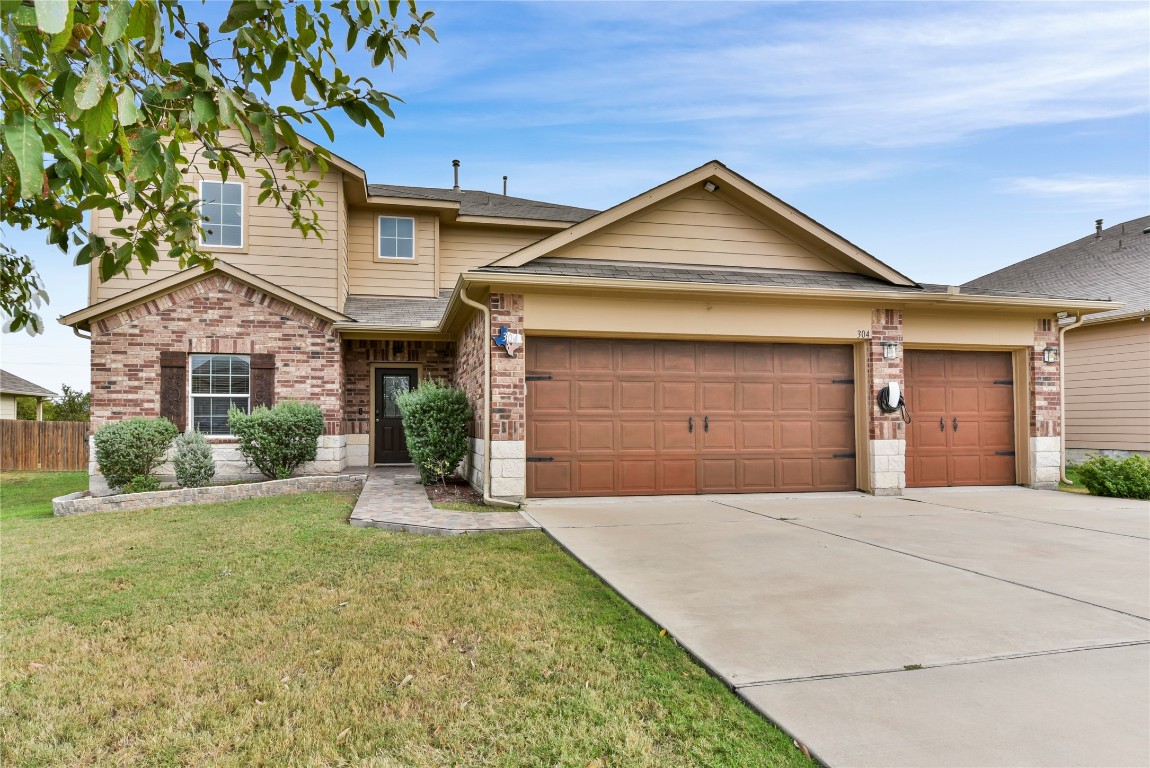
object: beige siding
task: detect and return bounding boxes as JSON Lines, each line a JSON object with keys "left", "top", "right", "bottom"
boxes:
{"left": 903, "top": 311, "right": 1036, "bottom": 347}
{"left": 347, "top": 208, "right": 437, "bottom": 297}
{"left": 439, "top": 225, "right": 548, "bottom": 285}
{"left": 1065, "top": 319, "right": 1150, "bottom": 451}
{"left": 0, "top": 393, "right": 17, "bottom": 420}
{"left": 552, "top": 188, "right": 841, "bottom": 271}
{"left": 91, "top": 147, "right": 343, "bottom": 309}
{"left": 336, "top": 181, "right": 349, "bottom": 312}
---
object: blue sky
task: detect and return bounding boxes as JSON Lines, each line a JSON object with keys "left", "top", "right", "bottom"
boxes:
{"left": 2, "top": 0, "right": 1148, "bottom": 392}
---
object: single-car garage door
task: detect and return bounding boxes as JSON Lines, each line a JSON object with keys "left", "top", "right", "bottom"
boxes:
{"left": 905, "top": 349, "right": 1016, "bottom": 487}
{"left": 526, "top": 338, "right": 856, "bottom": 497}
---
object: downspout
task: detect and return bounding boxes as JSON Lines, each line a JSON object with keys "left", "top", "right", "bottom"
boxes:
{"left": 1058, "top": 313, "right": 1086, "bottom": 484}
{"left": 73, "top": 327, "right": 92, "bottom": 340}
{"left": 457, "top": 285, "right": 519, "bottom": 509}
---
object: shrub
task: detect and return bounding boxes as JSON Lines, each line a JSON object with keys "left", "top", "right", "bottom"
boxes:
{"left": 228, "top": 401, "right": 325, "bottom": 480}
{"left": 1074, "top": 454, "right": 1150, "bottom": 500}
{"left": 174, "top": 431, "right": 216, "bottom": 488}
{"left": 93, "top": 417, "right": 179, "bottom": 493}
{"left": 123, "top": 475, "right": 161, "bottom": 494}
{"left": 396, "top": 379, "right": 471, "bottom": 485}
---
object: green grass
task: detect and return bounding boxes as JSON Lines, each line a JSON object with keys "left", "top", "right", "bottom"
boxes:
{"left": 1059, "top": 464, "right": 1090, "bottom": 495}
{"left": 433, "top": 500, "right": 504, "bottom": 513}
{"left": 1, "top": 473, "right": 807, "bottom": 767}
{"left": 0, "top": 471, "right": 89, "bottom": 521}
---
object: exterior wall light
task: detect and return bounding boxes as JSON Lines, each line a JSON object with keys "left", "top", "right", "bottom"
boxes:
{"left": 1043, "top": 346, "right": 1059, "bottom": 364}
{"left": 703, "top": 181, "right": 719, "bottom": 193}
{"left": 881, "top": 341, "right": 899, "bottom": 359}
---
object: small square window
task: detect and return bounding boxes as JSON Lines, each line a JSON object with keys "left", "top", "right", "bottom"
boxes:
{"left": 200, "top": 181, "right": 244, "bottom": 248}
{"left": 379, "top": 216, "right": 415, "bottom": 259}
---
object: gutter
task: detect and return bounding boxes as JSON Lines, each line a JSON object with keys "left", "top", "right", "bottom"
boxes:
{"left": 1058, "top": 313, "right": 1087, "bottom": 485}
{"left": 456, "top": 285, "right": 519, "bottom": 509}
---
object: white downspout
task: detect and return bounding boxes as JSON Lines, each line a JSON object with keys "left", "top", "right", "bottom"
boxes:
{"left": 458, "top": 286, "right": 519, "bottom": 509}
{"left": 1058, "top": 313, "right": 1086, "bottom": 484}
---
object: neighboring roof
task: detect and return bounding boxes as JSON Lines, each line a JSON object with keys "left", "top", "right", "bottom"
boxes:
{"left": 479, "top": 258, "right": 1117, "bottom": 302}
{"left": 0, "top": 370, "right": 57, "bottom": 398}
{"left": 964, "top": 215, "right": 1150, "bottom": 323}
{"left": 59, "top": 261, "right": 349, "bottom": 331}
{"left": 486, "top": 161, "right": 919, "bottom": 287}
{"left": 343, "top": 290, "right": 453, "bottom": 327}
{"left": 366, "top": 184, "right": 598, "bottom": 223}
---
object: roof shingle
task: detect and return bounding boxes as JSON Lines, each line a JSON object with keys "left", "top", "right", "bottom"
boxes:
{"left": 366, "top": 184, "right": 598, "bottom": 223}
{"left": 0, "top": 370, "right": 57, "bottom": 398}
{"left": 342, "top": 291, "right": 453, "bottom": 327}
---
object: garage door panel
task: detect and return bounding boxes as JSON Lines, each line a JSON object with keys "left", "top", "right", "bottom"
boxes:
{"left": 700, "top": 458, "right": 737, "bottom": 491}
{"left": 619, "top": 380, "right": 656, "bottom": 410}
{"left": 982, "top": 387, "right": 1013, "bottom": 414}
{"left": 532, "top": 339, "right": 571, "bottom": 372}
{"left": 981, "top": 421, "right": 1013, "bottom": 449}
{"left": 952, "top": 421, "right": 981, "bottom": 449}
{"left": 577, "top": 460, "right": 617, "bottom": 494}
{"left": 658, "top": 420, "right": 696, "bottom": 451}
{"left": 532, "top": 380, "right": 572, "bottom": 411}
{"left": 620, "top": 421, "right": 657, "bottom": 451}
{"left": 947, "top": 354, "right": 981, "bottom": 379}
{"left": 739, "top": 345, "right": 775, "bottom": 372}
{"left": 660, "top": 381, "right": 697, "bottom": 411}
{"left": 984, "top": 455, "right": 1016, "bottom": 485}
{"left": 741, "top": 420, "right": 776, "bottom": 450}
{"left": 817, "top": 383, "right": 853, "bottom": 412}
{"left": 739, "top": 382, "right": 776, "bottom": 411}
{"left": 950, "top": 386, "right": 981, "bottom": 413}
{"left": 575, "top": 341, "right": 614, "bottom": 370}
{"left": 816, "top": 345, "right": 854, "bottom": 375}
{"left": 576, "top": 380, "right": 614, "bottom": 410}
{"left": 619, "top": 342, "right": 656, "bottom": 372}
{"left": 980, "top": 353, "right": 1013, "bottom": 379}
{"left": 908, "top": 350, "right": 946, "bottom": 378}
{"left": 533, "top": 421, "right": 572, "bottom": 453}
{"left": 816, "top": 420, "right": 854, "bottom": 451}
{"left": 818, "top": 458, "right": 856, "bottom": 488}
{"left": 619, "top": 460, "right": 658, "bottom": 494}
{"left": 531, "top": 461, "right": 572, "bottom": 495}
{"left": 574, "top": 421, "right": 613, "bottom": 452}
{"left": 702, "top": 419, "right": 737, "bottom": 451}
{"left": 701, "top": 344, "right": 736, "bottom": 374}
{"left": 780, "top": 458, "right": 815, "bottom": 488}
{"left": 702, "top": 381, "right": 736, "bottom": 410}
{"left": 915, "top": 385, "right": 947, "bottom": 413}
{"left": 780, "top": 383, "right": 813, "bottom": 411}
{"left": 660, "top": 459, "right": 698, "bottom": 493}
{"left": 780, "top": 421, "right": 814, "bottom": 451}
{"left": 741, "top": 458, "right": 776, "bottom": 489}
{"left": 778, "top": 346, "right": 814, "bottom": 374}
{"left": 661, "top": 343, "right": 698, "bottom": 372}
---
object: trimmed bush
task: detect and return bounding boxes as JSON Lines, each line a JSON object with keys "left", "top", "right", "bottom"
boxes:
{"left": 228, "top": 401, "right": 325, "bottom": 480}
{"left": 1074, "top": 454, "right": 1150, "bottom": 500}
{"left": 123, "top": 475, "right": 161, "bottom": 494}
{"left": 396, "top": 379, "right": 471, "bottom": 485}
{"left": 93, "top": 417, "right": 179, "bottom": 493}
{"left": 174, "top": 431, "right": 216, "bottom": 488}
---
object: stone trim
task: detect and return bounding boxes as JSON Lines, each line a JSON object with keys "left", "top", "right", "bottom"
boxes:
{"left": 54, "top": 474, "right": 366, "bottom": 517}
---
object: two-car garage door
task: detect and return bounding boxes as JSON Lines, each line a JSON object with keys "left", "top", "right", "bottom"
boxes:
{"left": 526, "top": 338, "right": 857, "bottom": 497}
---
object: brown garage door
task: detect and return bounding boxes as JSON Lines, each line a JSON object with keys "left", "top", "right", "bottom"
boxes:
{"left": 905, "top": 350, "right": 1016, "bottom": 487}
{"left": 526, "top": 338, "right": 856, "bottom": 497}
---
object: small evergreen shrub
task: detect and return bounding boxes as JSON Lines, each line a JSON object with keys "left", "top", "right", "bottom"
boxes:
{"left": 1075, "top": 454, "right": 1150, "bottom": 500}
{"left": 93, "top": 417, "right": 179, "bottom": 493}
{"left": 123, "top": 475, "right": 162, "bottom": 494}
{"left": 174, "top": 431, "right": 216, "bottom": 488}
{"left": 396, "top": 380, "right": 471, "bottom": 485}
{"left": 228, "top": 401, "right": 325, "bottom": 480}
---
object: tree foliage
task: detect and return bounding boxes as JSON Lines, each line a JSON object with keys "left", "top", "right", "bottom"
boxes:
{"left": 14, "top": 383, "right": 90, "bottom": 420}
{"left": 0, "top": 0, "right": 435, "bottom": 333}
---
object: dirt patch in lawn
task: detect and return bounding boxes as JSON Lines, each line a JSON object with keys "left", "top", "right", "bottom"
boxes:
{"left": 423, "top": 475, "right": 496, "bottom": 512}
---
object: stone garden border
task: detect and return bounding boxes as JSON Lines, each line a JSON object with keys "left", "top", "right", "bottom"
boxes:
{"left": 53, "top": 474, "right": 366, "bottom": 517}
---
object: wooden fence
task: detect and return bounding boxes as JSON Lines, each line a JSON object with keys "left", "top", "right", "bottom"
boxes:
{"left": 0, "top": 420, "right": 90, "bottom": 471}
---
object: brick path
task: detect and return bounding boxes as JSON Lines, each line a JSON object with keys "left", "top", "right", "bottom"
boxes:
{"left": 349, "top": 467, "right": 537, "bottom": 535}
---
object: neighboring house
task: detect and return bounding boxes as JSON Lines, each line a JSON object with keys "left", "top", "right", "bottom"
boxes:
{"left": 966, "top": 216, "right": 1150, "bottom": 462}
{"left": 0, "top": 370, "right": 58, "bottom": 421}
{"left": 61, "top": 142, "right": 1120, "bottom": 497}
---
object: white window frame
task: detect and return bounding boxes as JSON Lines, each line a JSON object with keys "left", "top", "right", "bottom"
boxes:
{"left": 377, "top": 215, "right": 416, "bottom": 260}
{"left": 188, "top": 354, "right": 251, "bottom": 437}
{"left": 199, "top": 179, "right": 245, "bottom": 249}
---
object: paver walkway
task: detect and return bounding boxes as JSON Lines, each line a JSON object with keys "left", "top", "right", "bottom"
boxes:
{"left": 349, "top": 466, "right": 537, "bottom": 535}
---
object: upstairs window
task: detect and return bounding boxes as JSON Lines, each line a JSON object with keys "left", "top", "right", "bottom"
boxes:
{"left": 190, "top": 354, "right": 250, "bottom": 435}
{"left": 378, "top": 216, "right": 415, "bottom": 259}
{"left": 200, "top": 181, "right": 244, "bottom": 248}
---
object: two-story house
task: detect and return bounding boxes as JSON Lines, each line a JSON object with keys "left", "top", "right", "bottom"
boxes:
{"left": 61, "top": 141, "right": 1119, "bottom": 499}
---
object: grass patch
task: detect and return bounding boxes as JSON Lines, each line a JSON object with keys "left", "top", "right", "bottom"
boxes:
{"left": 1, "top": 474, "right": 807, "bottom": 767}
{"left": 1, "top": 471, "right": 89, "bottom": 522}
{"left": 1059, "top": 464, "right": 1090, "bottom": 495}
{"left": 433, "top": 500, "right": 504, "bottom": 513}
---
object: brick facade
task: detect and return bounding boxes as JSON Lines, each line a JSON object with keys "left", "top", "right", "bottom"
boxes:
{"left": 1029, "top": 318, "right": 1061, "bottom": 438}
{"left": 454, "top": 309, "right": 487, "bottom": 440}
{"left": 489, "top": 293, "right": 526, "bottom": 443}
{"left": 342, "top": 339, "right": 455, "bottom": 437}
{"left": 90, "top": 274, "right": 343, "bottom": 432}
{"left": 867, "top": 309, "right": 905, "bottom": 441}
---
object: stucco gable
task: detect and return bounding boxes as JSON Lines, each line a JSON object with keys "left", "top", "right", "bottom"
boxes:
{"left": 489, "top": 161, "right": 917, "bottom": 286}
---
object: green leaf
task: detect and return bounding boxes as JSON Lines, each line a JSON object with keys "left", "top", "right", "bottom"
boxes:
{"left": 74, "top": 58, "right": 110, "bottom": 111}
{"left": 34, "top": 0, "right": 68, "bottom": 34}
{"left": 291, "top": 64, "right": 306, "bottom": 101}
{"left": 102, "top": 0, "right": 131, "bottom": 44}
{"left": 314, "top": 112, "right": 335, "bottom": 142}
{"left": 4, "top": 112, "right": 45, "bottom": 198}
{"left": 268, "top": 43, "right": 289, "bottom": 82}
{"left": 220, "top": 0, "right": 263, "bottom": 33}
{"left": 40, "top": 121, "right": 81, "bottom": 170}
{"left": 116, "top": 88, "right": 140, "bottom": 125}
{"left": 192, "top": 92, "right": 217, "bottom": 126}
{"left": 217, "top": 88, "right": 237, "bottom": 125}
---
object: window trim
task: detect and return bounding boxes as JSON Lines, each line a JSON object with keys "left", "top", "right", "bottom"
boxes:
{"left": 198, "top": 179, "right": 246, "bottom": 251}
{"left": 375, "top": 215, "right": 417, "bottom": 261}
{"left": 188, "top": 353, "right": 251, "bottom": 437}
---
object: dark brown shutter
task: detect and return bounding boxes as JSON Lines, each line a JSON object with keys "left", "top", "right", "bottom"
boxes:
{"left": 250, "top": 353, "right": 276, "bottom": 409}
{"left": 159, "top": 351, "right": 187, "bottom": 430}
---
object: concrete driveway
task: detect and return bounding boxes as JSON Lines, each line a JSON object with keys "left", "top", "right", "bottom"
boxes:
{"left": 524, "top": 487, "right": 1150, "bottom": 767}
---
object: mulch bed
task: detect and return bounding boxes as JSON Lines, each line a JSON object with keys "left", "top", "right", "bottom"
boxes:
{"left": 423, "top": 475, "right": 485, "bottom": 506}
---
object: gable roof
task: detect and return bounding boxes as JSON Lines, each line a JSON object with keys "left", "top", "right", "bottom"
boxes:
{"left": 964, "top": 215, "right": 1150, "bottom": 323}
{"left": 0, "top": 370, "right": 57, "bottom": 398}
{"left": 59, "top": 261, "right": 349, "bottom": 331}
{"left": 487, "top": 161, "right": 918, "bottom": 287}
{"left": 366, "top": 184, "right": 598, "bottom": 223}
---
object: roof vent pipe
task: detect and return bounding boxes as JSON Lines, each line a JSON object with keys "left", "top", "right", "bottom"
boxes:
{"left": 503, "top": 175, "right": 508, "bottom": 195}
{"left": 1095, "top": 219, "right": 1103, "bottom": 238}
{"left": 452, "top": 159, "right": 460, "bottom": 192}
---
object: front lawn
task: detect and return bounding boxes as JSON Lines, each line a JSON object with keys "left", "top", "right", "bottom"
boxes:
{"left": 1, "top": 473, "right": 806, "bottom": 767}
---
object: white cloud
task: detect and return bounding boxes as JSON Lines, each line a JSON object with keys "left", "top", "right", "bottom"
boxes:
{"left": 999, "top": 174, "right": 1150, "bottom": 208}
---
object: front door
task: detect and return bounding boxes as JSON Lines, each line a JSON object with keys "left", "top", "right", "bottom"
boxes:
{"left": 374, "top": 368, "right": 418, "bottom": 464}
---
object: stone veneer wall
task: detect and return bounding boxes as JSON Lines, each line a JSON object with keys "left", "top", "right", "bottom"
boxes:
{"left": 342, "top": 339, "right": 454, "bottom": 466}
{"left": 1029, "top": 317, "right": 1062, "bottom": 489}
{"left": 88, "top": 274, "right": 346, "bottom": 492}
{"left": 867, "top": 309, "right": 906, "bottom": 495}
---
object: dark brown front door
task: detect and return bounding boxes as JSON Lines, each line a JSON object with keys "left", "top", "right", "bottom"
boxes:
{"left": 526, "top": 338, "right": 856, "bottom": 497}
{"left": 905, "top": 350, "right": 1015, "bottom": 487}
{"left": 374, "top": 368, "right": 417, "bottom": 464}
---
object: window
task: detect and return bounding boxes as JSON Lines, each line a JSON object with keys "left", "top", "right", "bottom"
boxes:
{"left": 200, "top": 181, "right": 243, "bottom": 247}
{"left": 190, "top": 354, "right": 250, "bottom": 435}
{"left": 378, "top": 216, "right": 415, "bottom": 259}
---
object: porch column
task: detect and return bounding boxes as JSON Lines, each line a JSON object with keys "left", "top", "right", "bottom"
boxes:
{"left": 1028, "top": 317, "right": 1061, "bottom": 489}
{"left": 867, "top": 308, "right": 906, "bottom": 495}
{"left": 489, "top": 293, "right": 526, "bottom": 498}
